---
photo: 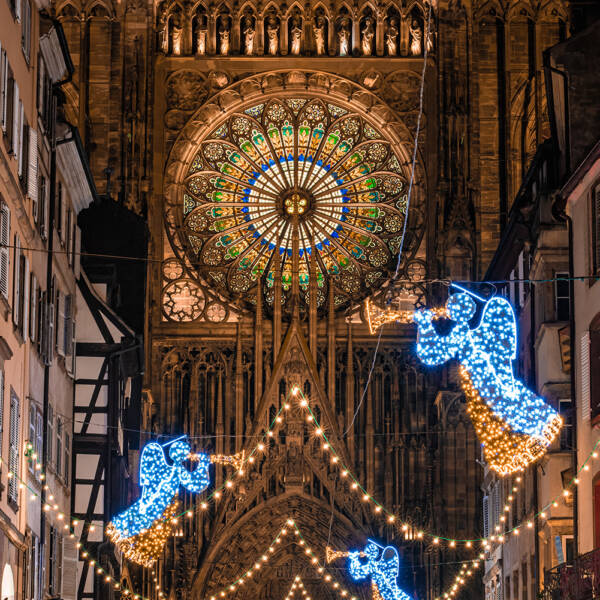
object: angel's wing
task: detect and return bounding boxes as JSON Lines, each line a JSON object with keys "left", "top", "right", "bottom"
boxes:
{"left": 139, "top": 442, "right": 171, "bottom": 491}
{"left": 475, "top": 297, "right": 517, "bottom": 360}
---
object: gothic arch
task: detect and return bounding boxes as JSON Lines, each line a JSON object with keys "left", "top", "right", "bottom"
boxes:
{"left": 192, "top": 493, "right": 369, "bottom": 599}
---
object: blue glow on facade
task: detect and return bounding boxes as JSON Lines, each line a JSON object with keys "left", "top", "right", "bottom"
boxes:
{"left": 414, "top": 292, "right": 559, "bottom": 439}
{"left": 348, "top": 540, "right": 411, "bottom": 600}
{"left": 109, "top": 438, "right": 210, "bottom": 539}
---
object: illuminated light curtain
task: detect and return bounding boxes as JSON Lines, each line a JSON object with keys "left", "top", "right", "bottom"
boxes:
{"left": 181, "top": 98, "right": 409, "bottom": 311}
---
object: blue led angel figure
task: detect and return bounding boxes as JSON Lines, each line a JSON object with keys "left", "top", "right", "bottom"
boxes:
{"left": 413, "top": 289, "right": 562, "bottom": 473}
{"left": 348, "top": 540, "right": 411, "bottom": 600}
{"left": 109, "top": 437, "right": 210, "bottom": 539}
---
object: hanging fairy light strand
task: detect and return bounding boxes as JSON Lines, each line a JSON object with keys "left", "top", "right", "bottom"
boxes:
{"left": 293, "top": 386, "right": 600, "bottom": 546}
{"left": 202, "top": 519, "right": 358, "bottom": 600}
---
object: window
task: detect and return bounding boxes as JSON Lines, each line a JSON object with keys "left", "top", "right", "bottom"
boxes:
{"left": 483, "top": 495, "right": 489, "bottom": 538}
{"left": 12, "top": 236, "right": 29, "bottom": 338}
{"left": 56, "top": 182, "right": 63, "bottom": 238}
{"left": 0, "top": 202, "right": 9, "bottom": 298}
{"left": 46, "top": 404, "right": 53, "bottom": 465}
{"left": 593, "top": 184, "right": 600, "bottom": 275}
{"left": 559, "top": 398, "right": 573, "bottom": 449}
{"left": 29, "top": 273, "right": 37, "bottom": 342}
{"left": 8, "top": 389, "right": 20, "bottom": 504}
{"left": 54, "top": 288, "right": 60, "bottom": 353}
{"left": 37, "top": 174, "right": 47, "bottom": 239}
{"left": 66, "top": 210, "right": 72, "bottom": 265}
{"left": 63, "top": 294, "right": 74, "bottom": 371}
{"left": 4, "top": 66, "right": 14, "bottom": 150}
{"left": 25, "top": 532, "right": 39, "bottom": 600}
{"left": 48, "top": 526, "right": 62, "bottom": 596}
{"left": 0, "top": 48, "right": 8, "bottom": 130}
{"left": 555, "top": 272, "right": 570, "bottom": 321}
{"left": 595, "top": 477, "right": 600, "bottom": 549}
{"left": 28, "top": 403, "right": 35, "bottom": 474}
{"left": 591, "top": 316, "right": 600, "bottom": 424}
{"left": 56, "top": 418, "right": 62, "bottom": 477}
{"left": 64, "top": 433, "right": 70, "bottom": 484}
{"left": 0, "top": 370, "right": 4, "bottom": 449}
{"left": 21, "top": 0, "right": 31, "bottom": 62}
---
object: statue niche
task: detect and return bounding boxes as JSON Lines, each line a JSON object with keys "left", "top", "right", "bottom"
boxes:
{"left": 313, "top": 9, "right": 328, "bottom": 56}
{"left": 217, "top": 14, "right": 231, "bottom": 55}
{"left": 336, "top": 12, "right": 351, "bottom": 56}
{"left": 265, "top": 14, "right": 280, "bottom": 55}
{"left": 241, "top": 13, "right": 256, "bottom": 55}
{"left": 360, "top": 10, "right": 375, "bottom": 56}
{"left": 288, "top": 12, "right": 302, "bottom": 55}
{"left": 385, "top": 10, "right": 399, "bottom": 56}
{"left": 168, "top": 10, "right": 183, "bottom": 56}
{"left": 193, "top": 8, "right": 208, "bottom": 55}
{"left": 409, "top": 11, "right": 423, "bottom": 56}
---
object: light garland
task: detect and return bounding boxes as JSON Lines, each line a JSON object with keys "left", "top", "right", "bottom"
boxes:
{"left": 203, "top": 519, "right": 358, "bottom": 600}
{"left": 284, "top": 576, "right": 312, "bottom": 600}
{"left": 345, "top": 540, "right": 411, "bottom": 600}
{"left": 294, "top": 387, "right": 598, "bottom": 547}
{"left": 366, "top": 289, "right": 562, "bottom": 475}
{"left": 435, "top": 558, "right": 482, "bottom": 600}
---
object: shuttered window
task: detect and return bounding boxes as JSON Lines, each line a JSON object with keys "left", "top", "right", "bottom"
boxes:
{"left": 21, "top": 0, "right": 31, "bottom": 62}
{"left": 0, "top": 203, "right": 10, "bottom": 298}
{"left": 5, "top": 67, "right": 14, "bottom": 149}
{"left": 28, "top": 403, "right": 35, "bottom": 474}
{"left": 29, "top": 273, "right": 37, "bottom": 342}
{"left": 582, "top": 332, "right": 591, "bottom": 422}
{"left": 56, "top": 418, "right": 62, "bottom": 477}
{"left": 594, "top": 185, "right": 600, "bottom": 275}
{"left": 12, "top": 234, "right": 20, "bottom": 326}
{"left": 8, "top": 389, "right": 20, "bottom": 504}
{"left": 46, "top": 403, "right": 53, "bottom": 465}
{"left": 27, "top": 127, "right": 37, "bottom": 204}
{"left": 0, "top": 48, "right": 7, "bottom": 131}
{"left": 483, "top": 495, "right": 489, "bottom": 539}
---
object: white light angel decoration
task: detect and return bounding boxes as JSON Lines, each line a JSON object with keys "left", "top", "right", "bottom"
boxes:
{"left": 366, "top": 285, "right": 562, "bottom": 475}
{"left": 106, "top": 436, "right": 238, "bottom": 566}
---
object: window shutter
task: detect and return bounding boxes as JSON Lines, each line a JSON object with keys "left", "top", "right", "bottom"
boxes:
{"left": 0, "top": 49, "right": 6, "bottom": 130}
{"left": 12, "top": 87, "right": 20, "bottom": 158}
{"left": 18, "top": 116, "right": 27, "bottom": 181}
{"left": 5, "top": 69, "right": 14, "bottom": 149}
{"left": 27, "top": 127, "right": 37, "bottom": 203}
{"left": 0, "top": 204, "right": 9, "bottom": 298}
{"left": 22, "top": 256, "right": 28, "bottom": 342}
{"left": 0, "top": 370, "right": 4, "bottom": 438}
{"left": 12, "top": 234, "right": 20, "bottom": 326}
{"left": 581, "top": 332, "right": 590, "bottom": 422}
{"left": 15, "top": 0, "right": 21, "bottom": 22}
{"left": 483, "top": 495, "right": 489, "bottom": 539}
{"left": 8, "top": 391, "right": 20, "bottom": 503}
{"left": 595, "top": 186, "right": 600, "bottom": 274}
{"left": 29, "top": 273, "right": 36, "bottom": 341}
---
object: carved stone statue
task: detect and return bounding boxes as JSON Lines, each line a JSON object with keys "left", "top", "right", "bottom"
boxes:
{"left": 314, "top": 16, "right": 326, "bottom": 55}
{"left": 157, "top": 13, "right": 168, "bottom": 54}
{"left": 385, "top": 18, "right": 398, "bottom": 56}
{"left": 243, "top": 16, "right": 255, "bottom": 55}
{"left": 410, "top": 20, "right": 422, "bottom": 56}
{"left": 290, "top": 18, "right": 302, "bottom": 55}
{"left": 426, "top": 28, "right": 434, "bottom": 53}
{"left": 219, "top": 22, "right": 230, "bottom": 55}
{"left": 196, "top": 24, "right": 207, "bottom": 55}
{"left": 171, "top": 15, "right": 183, "bottom": 56}
{"left": 338, "top": 17, "right": 350, "bottom": 57}
{"left": 361, "top": 17, "right": 374, "bottom": 56}
{"left": 267, "top": 16, "right": 279, "bottom": 55}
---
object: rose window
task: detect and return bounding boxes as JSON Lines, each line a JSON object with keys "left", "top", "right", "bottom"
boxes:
{"left": 180, "top": 97, "right": 410, "bottom": 312}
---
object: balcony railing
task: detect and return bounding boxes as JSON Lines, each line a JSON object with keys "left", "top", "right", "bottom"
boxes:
{"left": 543, "top": 548, "right": 600, "bottom": 599}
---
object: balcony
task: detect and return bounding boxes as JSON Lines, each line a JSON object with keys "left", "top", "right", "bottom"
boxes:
{"left": 543, "top": 548, "right": 600, "bottom": 599}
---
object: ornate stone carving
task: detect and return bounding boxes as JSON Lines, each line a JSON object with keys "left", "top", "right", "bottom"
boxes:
{"left": 166, "top": 71, "right": 208, "bottom": 111}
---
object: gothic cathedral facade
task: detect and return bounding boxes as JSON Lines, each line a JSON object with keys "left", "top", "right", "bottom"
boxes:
{"left": 55, "top": 0, "right": 568, "bottom": 598}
